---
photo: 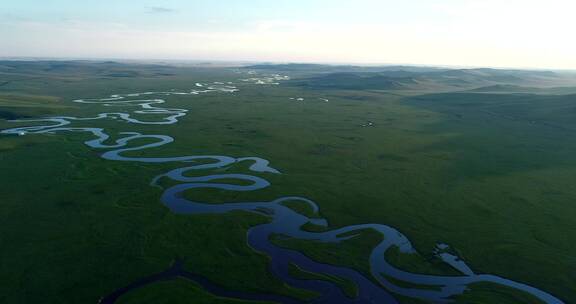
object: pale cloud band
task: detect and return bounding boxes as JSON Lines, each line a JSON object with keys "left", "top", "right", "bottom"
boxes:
{"left": 147, "top": 6, "right": 175, "bottom": 14}
{"left": 1, "top": 0, "right": 575, "bottom": 69}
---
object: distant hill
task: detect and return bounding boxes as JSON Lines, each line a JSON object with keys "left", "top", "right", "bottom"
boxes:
{"left": 245, "top": 63, "right": 444, "bottom": 74}
{"left": 467, "top": 84, "right": 576, "bottom": 95}
{"left": 280, "top": 66, "right": 576, "bottom": 92}
{"left": 467, "top": 84, "right": 537, "bottom": 93}
{"left": 0, "top": 60, "right": 174, "bottom": 80}
{"left": 291, "top": 72, "right": 420, "bottom": 90}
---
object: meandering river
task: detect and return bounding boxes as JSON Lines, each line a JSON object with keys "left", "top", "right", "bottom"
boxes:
{"left": 0, "top": 78, "right": 565, "bottom": 304}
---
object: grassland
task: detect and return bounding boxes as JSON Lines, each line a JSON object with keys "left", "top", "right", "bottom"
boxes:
{"left": 0, "top": 61, "right": 574, "bottom": 303}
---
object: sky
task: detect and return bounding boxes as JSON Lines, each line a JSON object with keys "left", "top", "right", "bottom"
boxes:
{"left": 1, "top": 0, "right": 575, "bottom": 69}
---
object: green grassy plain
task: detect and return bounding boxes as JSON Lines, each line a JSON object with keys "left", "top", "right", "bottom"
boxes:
{"left": 0, "top": 62, "right": 574, "bottom": 303}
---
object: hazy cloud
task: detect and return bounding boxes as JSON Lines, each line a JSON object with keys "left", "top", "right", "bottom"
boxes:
{"left": 148, "top": 6, "right": 175, "bottom": 14}
{"left": 2, "top": 0, "right": 576, "bottom": 69}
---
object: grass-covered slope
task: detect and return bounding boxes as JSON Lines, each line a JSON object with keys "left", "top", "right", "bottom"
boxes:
{"left": 0, "top": 61, "right": 574, "bottom": 303}
{"left": 275, "top": 64, "right": 576, "bottom": 92}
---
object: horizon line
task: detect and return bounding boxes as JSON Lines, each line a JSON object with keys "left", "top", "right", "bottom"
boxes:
{"left": 1, "top": 55, "right": 575, "bottom": 72}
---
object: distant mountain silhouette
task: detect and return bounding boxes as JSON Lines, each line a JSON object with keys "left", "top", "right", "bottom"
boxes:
{"left": 246, "top": 64, "right": 576, "bottom": 91}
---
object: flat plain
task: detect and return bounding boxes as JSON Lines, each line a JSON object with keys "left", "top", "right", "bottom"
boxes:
{"left": 0, "top": 61, "right": 575, "bottom": 303}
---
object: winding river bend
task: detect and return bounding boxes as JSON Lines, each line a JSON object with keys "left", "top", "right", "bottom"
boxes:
{"left": 0, "top": 79, "right": 565, "bottom": 304}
